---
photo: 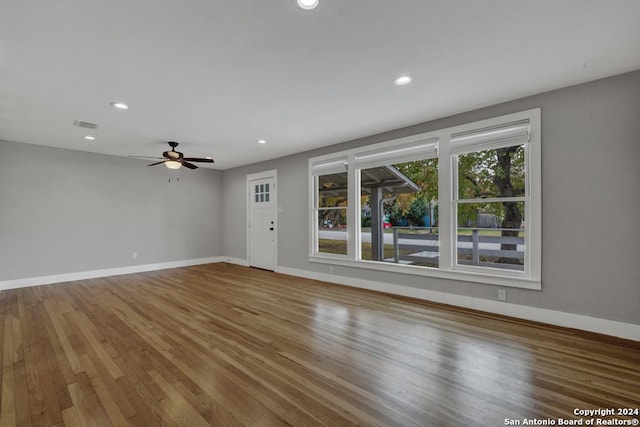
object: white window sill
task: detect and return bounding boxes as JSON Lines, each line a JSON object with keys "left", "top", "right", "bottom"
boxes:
{"left": 309, "top": 255, "right": 541, "bottom": 290}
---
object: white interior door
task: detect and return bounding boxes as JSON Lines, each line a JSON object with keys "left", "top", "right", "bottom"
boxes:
{"left": 248, "top": 175, "right": 276, "bottom": 270}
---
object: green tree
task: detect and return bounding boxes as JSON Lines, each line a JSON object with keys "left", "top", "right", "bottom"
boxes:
{"left": 394, "top": 158, "right": 438, "bottom": 202}
{"left": 406, "top": 196, "right": 428, "bottom": 226}
{"left": 392, "top": 159, "right": 438, "bottom": 225}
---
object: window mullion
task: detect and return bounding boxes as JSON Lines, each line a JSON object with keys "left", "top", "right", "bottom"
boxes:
{"left": 438, "top": 134, "right": 453, "bottom": 270}
{"left": 311, "top": 175, "right": 318, "bottom": 254}
{"left": 347, "top": 154, "right": 359, "bottom": 260}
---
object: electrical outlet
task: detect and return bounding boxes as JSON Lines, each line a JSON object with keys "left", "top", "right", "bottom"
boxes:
{"left": 498, "top": 289, "right": 507, "bottom": 301}
{"left": 329, "top": 265, "right": 334, "bottom": 274}
{"left": 132, "top": 251, "right": 138, "bottom": 259}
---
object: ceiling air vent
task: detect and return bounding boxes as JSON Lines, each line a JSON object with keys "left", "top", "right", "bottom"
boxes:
{"left": 73, "top": 120, "right": 99, "bottom": 130}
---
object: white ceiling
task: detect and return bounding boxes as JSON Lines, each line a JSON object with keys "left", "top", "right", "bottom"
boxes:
{"left": 1, "top": 1, "right": 639, "bottom": 170}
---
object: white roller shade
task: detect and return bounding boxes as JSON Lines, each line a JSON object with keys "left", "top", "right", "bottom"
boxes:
{"left": 353, "top": 136, "right": 438, "bottom": 170}
{"left": 310, "top": 155, "right": 348, "bottom": 176}
{"left": 450, "top": 120, "right": 529, "bottom": 155}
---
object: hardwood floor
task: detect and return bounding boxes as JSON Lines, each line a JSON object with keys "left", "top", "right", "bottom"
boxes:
{"left": 1, "top": 263, "right": 638, "bottom": 426}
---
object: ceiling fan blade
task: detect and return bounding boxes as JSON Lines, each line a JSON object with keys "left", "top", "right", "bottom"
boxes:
{"left": 129, "top": 156, "right": 165, "bottom": 160}
{"left": 147, "top": 161, "right": 166, "bottom": 167}
{"left": 183, "top": 157, "right": 214, "bottom": 163}
{"left": 181, "top": 161, "right": 198, "bottom": 169}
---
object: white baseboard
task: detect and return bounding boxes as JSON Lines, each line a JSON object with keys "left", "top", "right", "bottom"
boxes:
{"left": 224, "top": 257, "right": 250, "bottom": 267}
{"left": 276, "top": 266, "right": 640, "bottom": 342}
{"left": 0, "top": 257, "right": 224, "bottom": 291}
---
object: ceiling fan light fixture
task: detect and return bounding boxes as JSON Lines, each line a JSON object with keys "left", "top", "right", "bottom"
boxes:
{"left": 165, "top": 160, "right": 182, "bottom": 170}
{"left": 297, "top": 0, "right": 319, "bottom": 10}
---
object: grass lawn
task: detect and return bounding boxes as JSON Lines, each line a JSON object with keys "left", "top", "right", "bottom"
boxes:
{"left": 457, "top": 228, "right": 524, "bottom": 237}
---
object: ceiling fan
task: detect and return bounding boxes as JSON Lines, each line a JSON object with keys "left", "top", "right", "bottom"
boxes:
{"left": 131, "top": 141, "right": 214, "bottom": 170}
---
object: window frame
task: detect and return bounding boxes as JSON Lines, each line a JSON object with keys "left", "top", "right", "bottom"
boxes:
{"left": 308, "top": 109, "right": 541, "bottom": 290}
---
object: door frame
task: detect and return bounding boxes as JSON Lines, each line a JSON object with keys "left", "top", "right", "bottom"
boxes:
{"left": 246, "top": 169, "right": 278, "bottom": 270}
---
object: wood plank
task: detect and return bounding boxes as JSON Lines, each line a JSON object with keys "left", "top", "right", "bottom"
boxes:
{"left": 61, "top": 404, "right": 85, "bottom": 427}
{"left": 2, "top": 314, "right": 17, "bottom": 369}
{"left": 65, "top": 308, "right": 124, "bottom": 379}
{"left": 20, "top": 300, "right": 50, "bottom": 427}
{"left": 43, "top": 299, "right": 83, "bottom": 375}
{"left": 0, "top": 364, "right": 16, "bottom": 427}
{"left": 66, "top": 381, "right": 100, "bottom": 427}
{"left": 78, "top": 354, "right": 129, "bottom": 426}
{"left": 147, "top": 369, "right": 212, "bottom": 427}
{"left": 13, "top": 361, "right": 32, "bottom": 427}
{"left": 32, "top": 301, "right": 70, "bottom": 426}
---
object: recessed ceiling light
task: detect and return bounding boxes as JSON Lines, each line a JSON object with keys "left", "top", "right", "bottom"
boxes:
{"left": 297, "top": 0, "right": 319, "bottom": 10}
{"left": 84, "top": 135, "right": 95, "bottom": 141}
{"left": 258, "top": 139, "right": 267, "bottom": 144}
{"left": 393, "top": 75, "right": 413, "bottom": 86}
{"left": 110, "top": 102, "right": 129, "bottom": 110}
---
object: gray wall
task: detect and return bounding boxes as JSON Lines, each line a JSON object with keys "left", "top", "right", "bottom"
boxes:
{"left": 0, "top": 141, "right": 223, "bottom": 281}
{"left": 222, "top": 70, "right": 640, "bottom": 325}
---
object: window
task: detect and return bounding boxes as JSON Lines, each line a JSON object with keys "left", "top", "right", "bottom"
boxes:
{"left": 309, "top": 109, "right": 541, "bottom": 289}
{"left": 452, "top": 122, "right": 529, "bottom": 273}
{"left": 254, "top": 183, "right": 270, "bottom": 203}
{"left": 311, "top": 156, "right": 349, "bottom": 257}
{"left": 359, "top": 158, "right": 439, "bottom": 267}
